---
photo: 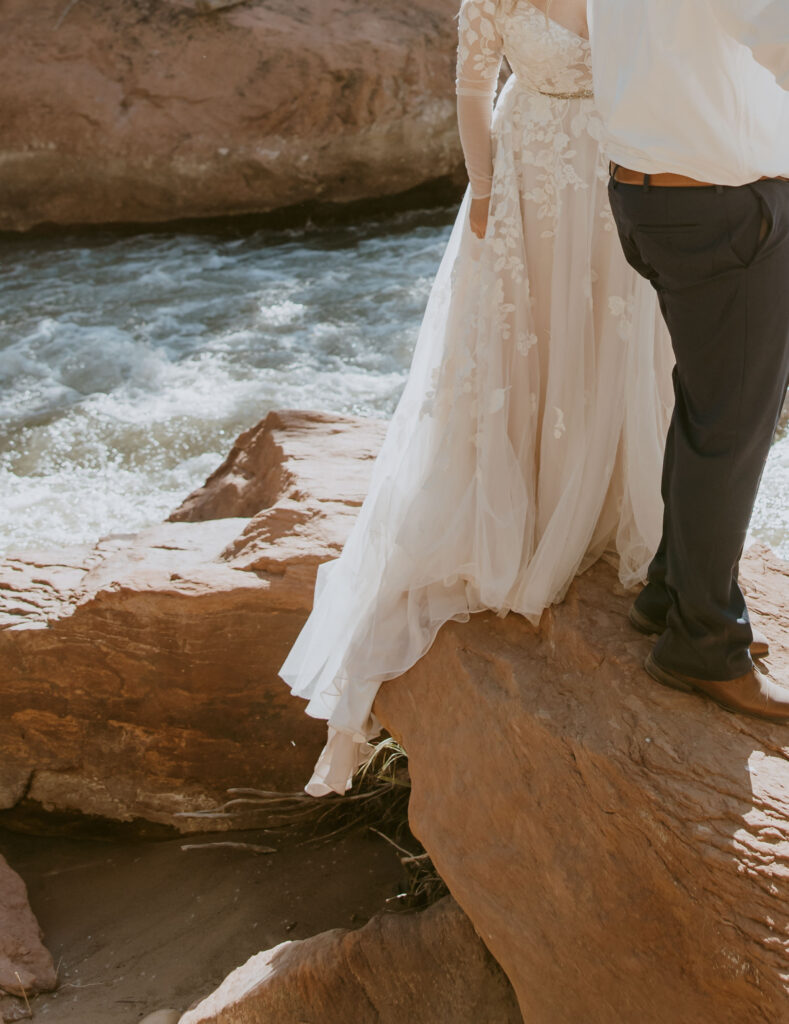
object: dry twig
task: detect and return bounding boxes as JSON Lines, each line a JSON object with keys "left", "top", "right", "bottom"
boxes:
{"left": 176, "top": 736, "right": 447, "bottom": 911}
{"left": 55, "top": 0, "right": 81, "bottom": 29}
{"left": 180, "top": 841, "right": 276, "bottom": 854}
{"left": 13, "top": 973, "right": 32, "bottom": 1017}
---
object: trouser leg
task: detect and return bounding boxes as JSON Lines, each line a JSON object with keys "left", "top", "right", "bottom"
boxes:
{"left": 608, "top": 178, "right": 789, "bottom": 680}
{"left": 633, "top": 361, "right": 675, "bottom": 625}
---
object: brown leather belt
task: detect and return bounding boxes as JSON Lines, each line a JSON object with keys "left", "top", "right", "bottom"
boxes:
{"left": 609, "top": 162, "right": 789, "bottom": 187}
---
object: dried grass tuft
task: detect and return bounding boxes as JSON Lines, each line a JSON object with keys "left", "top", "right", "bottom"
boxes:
{"left": 176, "top": 735, "right": 447, "bottom": 912}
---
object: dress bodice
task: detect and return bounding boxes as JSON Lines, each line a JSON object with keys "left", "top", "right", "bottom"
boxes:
{"left": 455, "top": 0, "right": 595, "bottom": 198}
{"left": 456, "top": 0, "right": 592, "bottom": 99}
{"left": 499, "top": 2, "right": 592, "bottom": 95}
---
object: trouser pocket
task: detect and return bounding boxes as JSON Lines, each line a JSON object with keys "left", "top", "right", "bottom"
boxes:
{"left": 726, "top": 184, "right": 774, "bottom": 268}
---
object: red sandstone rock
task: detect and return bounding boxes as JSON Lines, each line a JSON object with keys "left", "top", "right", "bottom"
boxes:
{"left": 0, "top": 411, "right": 383, "bottom": 830}
{"left": 0, "top": 854, "right": 56, "bottom": 999}
{"left": 0, "top": 0, "right": 463, "bottom": 232}
{"left": 373, "top": 549, "right": 789, "bottom": 1024}
{"left": 178, "top": 895, "right": 521, "bottom": 1024}
{"left": 2, "top": 406, "right": 789, "bottom": 1019}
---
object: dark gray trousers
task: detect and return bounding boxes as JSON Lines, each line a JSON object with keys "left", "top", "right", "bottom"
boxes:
{"left": 608, "top": 176, "right": 789, "bottom": 680}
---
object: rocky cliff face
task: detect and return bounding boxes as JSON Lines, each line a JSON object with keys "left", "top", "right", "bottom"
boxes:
{"left": 0, "top": 0, "right": 463, "bottom": 232}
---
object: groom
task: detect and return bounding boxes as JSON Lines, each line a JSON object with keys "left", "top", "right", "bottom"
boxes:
{"left": 588, "top": 1, "right": 789, "bottom": 721}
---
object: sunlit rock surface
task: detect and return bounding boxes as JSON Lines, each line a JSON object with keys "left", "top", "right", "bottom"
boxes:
{"left": 178, "top": 895, "right": 521, "bottom": 1024}
{"left": 0, "top": 0, "right": 463, "bottom": 231}
{"left": 2, "top": 404, "right": 788, "bottom": 1024}
{"left": 374, "top": 549, "right": 789, "bottom": 1023}
{"left": 0, "top": 411, "right": 384, "bottom": 830}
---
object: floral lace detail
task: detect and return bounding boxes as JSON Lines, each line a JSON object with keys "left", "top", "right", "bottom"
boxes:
{"left": 427, "top": 0, "right": 621, "bottom": 440}
{"left": 501, "top": 2, "right": 593, "bottom": 96}
{"left": 456, "top": 0, "right": 503, "bottom": 96}
{"left": 493, "top": 94, "right": 597, "bottom": 231}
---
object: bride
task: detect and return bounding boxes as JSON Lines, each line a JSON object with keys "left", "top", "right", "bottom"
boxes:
{"left": 279, "top": 0, "right": 675, "bottom": 796}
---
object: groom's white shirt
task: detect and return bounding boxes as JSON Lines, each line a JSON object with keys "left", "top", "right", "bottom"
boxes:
{"left": 588, "top": 0, "right": 789, "bottom": 185}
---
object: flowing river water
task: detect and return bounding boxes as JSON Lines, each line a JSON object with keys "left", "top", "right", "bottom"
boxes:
{"left": 1, "top": 207, "right": 787, "bottom": 559}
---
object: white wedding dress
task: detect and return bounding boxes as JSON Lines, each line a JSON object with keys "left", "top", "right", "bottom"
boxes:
{"left": 279, "top": 0, "right": 675, "bottom": 796}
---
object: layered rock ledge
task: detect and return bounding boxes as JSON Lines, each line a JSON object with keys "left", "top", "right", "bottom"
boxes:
{"left": 0, "top": 411, "right": 385, "bottom": 830}
{"left": 0, "top": 0, "right": 463, "bottom": 232}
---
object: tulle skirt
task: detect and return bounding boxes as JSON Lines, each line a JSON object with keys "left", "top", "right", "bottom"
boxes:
{"left": 279, "top": 77, "right": 675, "bottom": 796}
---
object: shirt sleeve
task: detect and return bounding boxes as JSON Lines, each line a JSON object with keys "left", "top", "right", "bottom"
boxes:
{"left": 455, "top": 0, "right": 504, "bottom": 200}
{"left": 711, "top": 0, "right": 789, "bottom": 88}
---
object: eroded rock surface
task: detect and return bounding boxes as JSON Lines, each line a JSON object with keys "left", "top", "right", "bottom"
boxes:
{"left": 178, "top": 895, "right": 521, "bottom": 1024}
{"left": 169, "top": 409, "right": 387, "bottom": 581}
{"left": 3, "top": 403, "right": 789, "bottom": 1023}
{"left": 1, "top": 0, "right": 463, "bottom": 232}
{"left": 374, "top": 549, "right": 789, "bottom": 1024}
{"left": 0, "top": 411, "right": 384, "bottom": 830}
{"left": 0, "top": 854, "right": 56, "bottom": 999}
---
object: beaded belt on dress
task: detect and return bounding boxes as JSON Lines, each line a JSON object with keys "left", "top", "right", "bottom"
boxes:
{"left": 538, "top": 88, "right": 594, "bottom": 99}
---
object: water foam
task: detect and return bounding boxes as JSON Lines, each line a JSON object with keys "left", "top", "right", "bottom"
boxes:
{"left": 1, "top": 209, "right": 787, "bottom": 561}
{"left": 0, "top": 213, "right": 447, "bottom": 552}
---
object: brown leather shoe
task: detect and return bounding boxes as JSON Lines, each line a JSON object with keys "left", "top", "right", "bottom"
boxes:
{"left": 629, "top": 603, "right": 770, "bottom": 658}
{"left": 644, "top": 651, "right": 789, "bottom": 723}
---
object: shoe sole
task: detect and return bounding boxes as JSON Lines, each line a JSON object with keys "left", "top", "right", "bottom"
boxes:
{"left": 644, "top": 651, "right": 695, "bottom": 694}
{"left": 644, "top": 651, "right": 786, "bottom": 724}
{"left": 630, "top": 606, "right": 769, "bottom": 658}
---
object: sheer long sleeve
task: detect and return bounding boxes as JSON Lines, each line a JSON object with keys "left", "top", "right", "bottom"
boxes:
{"left": 712, "top": 0, "right": 789, "bottom": 87}
{"left": 455, "top": 0, "right": 504, "bottom": 200}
